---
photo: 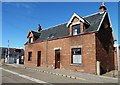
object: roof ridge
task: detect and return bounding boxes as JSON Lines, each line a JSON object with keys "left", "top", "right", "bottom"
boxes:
{"left": 30, "top": 12, "right": 100, "bottom": 33}
{"left": 41, "top": 22, "right": 68, "bottom": 32}
{"left": 83, "top": 12, "right": 100, "bottom": 18}
{"left": 27, "top": 11, "right": 105, "bottom": 44}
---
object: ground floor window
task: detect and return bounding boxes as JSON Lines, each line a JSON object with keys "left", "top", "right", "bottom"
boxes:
{"left": 71, "top": 48, "right": 82, "bottom": 64}
{"left": 28, "top": 52, "right": 32, "bottom": 61}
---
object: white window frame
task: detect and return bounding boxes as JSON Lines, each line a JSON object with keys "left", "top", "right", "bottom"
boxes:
{"left": 29, "top": 37, "right": 33, "bottom": 43}
{"left": 72, "top": 24, "right": 80, "bottom": 35}
{"left": 73, "top": 55, "right": 82, "bottom": 64}
{"left": 71, "top": 47, "right": 82, "bottom": 64}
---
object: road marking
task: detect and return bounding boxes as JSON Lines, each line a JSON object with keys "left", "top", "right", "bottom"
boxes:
{"left": 4, "top": 64, "right": 87, "bottom": 81}
{"left": 75, "top": 77, "right": 86, "bottom": 81}
{"left": 1, "top": 68, "right": 48, "bottom": 84}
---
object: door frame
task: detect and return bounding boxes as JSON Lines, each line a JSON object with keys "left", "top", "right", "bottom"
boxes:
{"left": 37, "top": 51, "right": 41, "bottom": 67}
{"left": 55, "top": 49, "right": 60, "bottom": 69}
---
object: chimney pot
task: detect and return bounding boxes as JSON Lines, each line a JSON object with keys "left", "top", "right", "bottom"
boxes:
{"left": 37, "top": 24, "right": 42, "bottom": 32}
{"left": 99, "top": 2, "right": 107, "bottom": 14}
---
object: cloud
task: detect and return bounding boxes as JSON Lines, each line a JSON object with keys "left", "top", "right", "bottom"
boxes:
{"left": 3, "top": 2, "right": 32, "bottom": 9}
{"left": 15, "top": 3, "right": 32, "bottom": 9}
{"left": 21, "top": 3, "right": 31, "bottom": 8}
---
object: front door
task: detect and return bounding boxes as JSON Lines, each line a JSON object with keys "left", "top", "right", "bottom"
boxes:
{"left": 55, "top": 50, "right": 60, "bottom": 69}
{"left": 37, "top": 51, "right": 41, "bottom": 66}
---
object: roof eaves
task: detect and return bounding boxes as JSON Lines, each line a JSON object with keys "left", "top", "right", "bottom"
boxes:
{"left": 24, "top": 41, "right": 28, "bottom": 45}
{"left": 27, "top": 30, "right": 33, "bottom": 38}
{"left": 112, "top": 31, "right": 116, "bottom": 41}
{"left": 32, "top": 31, "right": 98, "bottom": 43}
{"left": 83, "top": 30, "right": 98, "bottom": 34}
{"left": 97, "top": 11, "right": 107, "bottom": 31}
{"left": 107, "top": 11, "right": 112, "bottom": 28}
{"left": 107, "top": 12, "right": 114, "bottom": 40}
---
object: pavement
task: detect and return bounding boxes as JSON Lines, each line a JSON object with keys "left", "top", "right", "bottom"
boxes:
{"left": 4, "top": 64, "right": 118, "bottom": 83}
{"left": 102, "top": 70, "right": 118, "bottom": 78}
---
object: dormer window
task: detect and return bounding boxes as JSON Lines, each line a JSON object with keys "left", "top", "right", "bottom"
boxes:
{"left": 72, "top": 24, "right": 80, "bottom": 35}
{"left": 67, "top": 13, "right": 90, "bottom": 36}
{"left": 27, "top": 30, "right": 41, "bottom": 44}
{"left": 29, "top": 37, "right": 33, "bottom": 43}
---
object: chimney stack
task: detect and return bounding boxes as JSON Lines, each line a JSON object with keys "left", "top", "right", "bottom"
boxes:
{"left": 99, "top": 2, "right": 107, "bottom": 14}
{"left": 37, "top": 24, "right": 42, "bottom": 32}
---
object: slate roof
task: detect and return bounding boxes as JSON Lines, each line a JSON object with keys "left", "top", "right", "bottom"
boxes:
{"left": 35, "top": 23, "right": 69, "bottom": 42}
{"left": 83, "top": 12, "right": 104, "bottom": 33}
{"left": 26, "top": 12, "right": 106, "bottom": 44}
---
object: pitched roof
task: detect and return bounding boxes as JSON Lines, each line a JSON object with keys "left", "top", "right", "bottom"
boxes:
{"left": 26, "top": 12, "right": 107, "bottom": 44}
{"left": 31, "top": 31, "right": 41, "bottom": 37}
{"left": 35, "top": 23, "right": 69, "bottom": 42}
{"left": 83, "top": 12, "right": 105, "bottom": 33}
{"left": 27, "top": 30, "right": 41, "bottom": 38}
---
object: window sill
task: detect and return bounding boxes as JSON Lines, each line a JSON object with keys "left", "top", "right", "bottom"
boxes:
{"left": 70, "top": 64, "right": 82, "bottom": 66}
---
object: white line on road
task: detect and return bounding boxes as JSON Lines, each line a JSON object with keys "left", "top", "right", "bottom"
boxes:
{"left": 1, "top": 68, "right": 49, "bottom": 84}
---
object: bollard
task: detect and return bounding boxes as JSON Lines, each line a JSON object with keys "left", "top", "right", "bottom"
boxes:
{"left": 96, "top": 61, "right": 100, "bottom": 75}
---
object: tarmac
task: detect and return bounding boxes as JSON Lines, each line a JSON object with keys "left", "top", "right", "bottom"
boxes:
{"left": 5, "top": 64, "right": 118, "bottom": 83}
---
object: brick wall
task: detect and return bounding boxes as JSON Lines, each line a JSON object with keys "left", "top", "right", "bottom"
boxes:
{"left": 24, "top": 33, "right": 97, "bottom": 74}
{"left": 96, "top": 24, "right": 115, "bottom": 74}
{"left": 114, "top": 47, "right": 118, "bottom": 70}
{"left": 24, "top": 15, "right": 116, "bottom": 75}
{"left": 24, "top": 41, "right": 47, "bottom": 67}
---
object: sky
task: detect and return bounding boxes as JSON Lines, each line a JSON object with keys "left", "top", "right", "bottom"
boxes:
{"left": 1, "top": 0, "right": 120, "bottom": 2}
{"left": 2, "top": 2, "right": 118, "bottom": 48}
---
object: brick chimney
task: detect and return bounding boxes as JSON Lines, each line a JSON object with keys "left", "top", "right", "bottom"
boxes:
{"left": 99, "top": 2, "right": 107, "bottom": 14}
{"left": 37, "top": 24, "right": 42, "bottom": 32}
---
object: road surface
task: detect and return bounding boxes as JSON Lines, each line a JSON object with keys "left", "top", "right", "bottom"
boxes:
{"left": 1, "top": 64, "right": 119, "bottom": 85}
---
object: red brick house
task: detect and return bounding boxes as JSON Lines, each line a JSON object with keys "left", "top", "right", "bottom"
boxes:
{"left": 24, "top": 4, "right": 116, "bottom": 74}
